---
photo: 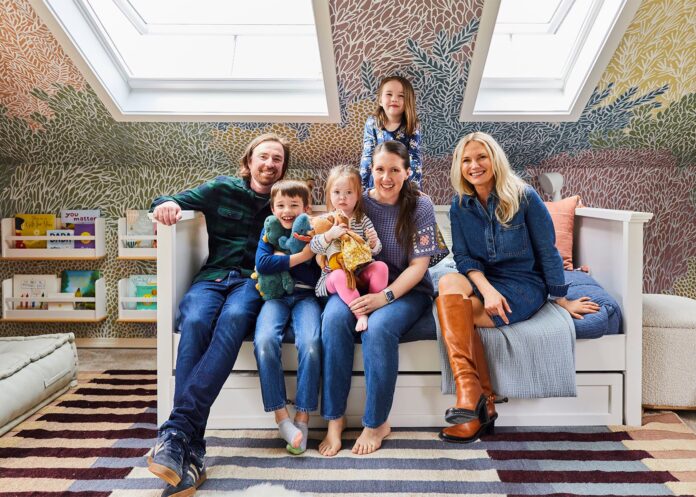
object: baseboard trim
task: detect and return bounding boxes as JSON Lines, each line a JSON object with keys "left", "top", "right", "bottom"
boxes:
{"left": 643, "top": 403, "right": 696, "bottom": 411}
{"left": 75, "top": 338, "right": 156, "bottom": 349}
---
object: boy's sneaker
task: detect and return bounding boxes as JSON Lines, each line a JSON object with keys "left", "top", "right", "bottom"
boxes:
{"left": 160, "top": 450, "right": 207, "bottom": 497}
{"left": 147, "top": 430, "right": 188, "bottom": 486}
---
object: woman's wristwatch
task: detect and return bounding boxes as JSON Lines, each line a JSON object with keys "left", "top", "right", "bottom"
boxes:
{"left": 383, "top": 288, "right": 395, "bottom": 304}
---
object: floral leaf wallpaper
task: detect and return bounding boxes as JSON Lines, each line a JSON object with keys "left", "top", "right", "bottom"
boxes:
{"left": 0, "top": 0, "right": 694, "bottom": 339}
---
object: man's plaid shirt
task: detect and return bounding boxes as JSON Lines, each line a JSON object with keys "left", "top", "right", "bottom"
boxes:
{"left": 151, "top": 176, "right": 271, "bottom": 282}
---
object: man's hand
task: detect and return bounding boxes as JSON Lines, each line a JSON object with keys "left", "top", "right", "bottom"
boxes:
{"left": 152, "top": 201, "right": 182, "bottom": 226}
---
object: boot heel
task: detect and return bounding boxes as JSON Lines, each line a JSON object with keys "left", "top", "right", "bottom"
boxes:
{"left": 484, "top": 420, "right": 495, "bottom": 435}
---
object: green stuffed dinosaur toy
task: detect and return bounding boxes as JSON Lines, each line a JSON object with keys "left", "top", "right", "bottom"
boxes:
{"left": 251, "top": 215, "right": 296, "bottom": 300}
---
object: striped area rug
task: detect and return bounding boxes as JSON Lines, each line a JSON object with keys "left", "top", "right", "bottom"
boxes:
{"left": 1, "top": 370, "right": 696, "bottom": 497}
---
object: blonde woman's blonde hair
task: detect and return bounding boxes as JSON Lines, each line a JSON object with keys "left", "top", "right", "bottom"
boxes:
{"left": 450, "top": 132, "right": 527, "bottom": 225}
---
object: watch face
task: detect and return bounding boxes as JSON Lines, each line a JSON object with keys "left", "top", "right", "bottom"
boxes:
{"left": 385, "top": 289, "right": 395, "bottom": 303}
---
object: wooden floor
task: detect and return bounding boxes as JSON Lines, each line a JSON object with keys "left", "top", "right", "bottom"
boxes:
{"left": 77, "top": 347, "right": 156, "bottom": 372}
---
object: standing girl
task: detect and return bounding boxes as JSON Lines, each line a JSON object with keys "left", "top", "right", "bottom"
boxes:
{"left": 311, "top": 165, "right": 388, "bottom": 332}
{"left": 359, "top": 76, "right": 422, "bottom": 190}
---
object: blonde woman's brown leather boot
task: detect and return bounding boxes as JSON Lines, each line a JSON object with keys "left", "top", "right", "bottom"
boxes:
{"left": 436, "top": 294, "right": 497, "bottom": 443}
{"left": 446, "top": 319, "right": 497, "bottom": 427}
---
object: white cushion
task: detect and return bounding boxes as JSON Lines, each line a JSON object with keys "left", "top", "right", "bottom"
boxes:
{"left": 0, "top": 333, "right": 78, "bottom": 435}
{"left": 643, "top": 294, "right": 696, "bottom": 329}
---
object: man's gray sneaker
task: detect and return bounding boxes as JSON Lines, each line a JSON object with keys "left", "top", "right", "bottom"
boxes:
{"left": 147, "top": 430, "right": 188, "bottom": 486}
{"left": 160, "top": 449, "right": 207, "bottom": 497}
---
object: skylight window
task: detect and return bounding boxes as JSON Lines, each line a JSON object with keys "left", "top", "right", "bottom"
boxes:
{"left": 460, "top": 0, "right": 642, "bottom": 121}
{"left": 29, "top": 0, "right": 339, "bottom": 121}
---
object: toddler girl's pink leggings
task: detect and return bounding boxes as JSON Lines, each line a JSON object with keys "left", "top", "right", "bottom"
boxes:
{"left": 325, "top": 261, "right": 389, "bottom": 312}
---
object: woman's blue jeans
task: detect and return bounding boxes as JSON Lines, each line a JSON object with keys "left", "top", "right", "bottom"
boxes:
{"left": 254, "top": 289, "right": 322, "bottom": 413}
{"left": 320, "top": 291, "right": 432, "bottom": 428}
{"left": 160, "top": 272, "right": 262, "bottom": 447}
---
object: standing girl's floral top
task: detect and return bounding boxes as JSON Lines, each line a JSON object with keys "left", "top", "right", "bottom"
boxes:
{"left": 359, "top": 76, "right": 422, "bottom": 190}
{"left": 360, "top": 115, "right": 422, "bottom": 189}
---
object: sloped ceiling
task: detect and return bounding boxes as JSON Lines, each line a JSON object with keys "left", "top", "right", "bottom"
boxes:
{"left": 0, "top": 0, "right": 694, "bottom": 338}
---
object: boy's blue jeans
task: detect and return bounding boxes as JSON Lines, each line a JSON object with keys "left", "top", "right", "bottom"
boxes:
{"left": 254, "top": 289, "right": 322, "bottom": 413}
{"left": 160, "top": 272, "right": 262, "bottom": 448}
{"left": 320, "top": 291, "right": 432, "bottom": 428}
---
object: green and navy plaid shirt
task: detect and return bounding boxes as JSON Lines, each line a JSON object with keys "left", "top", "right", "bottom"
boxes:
{"left": 151, "top": 176, "right": 271, "bottom": 282}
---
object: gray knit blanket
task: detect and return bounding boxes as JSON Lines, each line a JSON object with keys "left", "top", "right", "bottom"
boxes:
{"left": 436, "top": 302, "right": 577, "bottom": 398}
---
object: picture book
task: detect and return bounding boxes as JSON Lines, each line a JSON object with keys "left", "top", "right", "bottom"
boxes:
{"left": 14, "top": 214, "right": 57, "bottom": 249}
{"left": 125, "top": 209, "right": 156, "bottom": 248}
{"left": 126, "top": 275, "right": 157, "bottom": 310}
{"left": 12, "top": 274, "right": 59, "bottom": 310}
{"left": 47, "top": 229, "right": 74, "bottom": 249}
{"left": 73, "top": 223, "right": 95, "bottom": 249}
{"left": 47, "top": 292, "right": 74, "bottom": 311}
{"left": 60, "top": 209, "right": 100, "bottom": 227}
{"left": 60, "top": 270, "right": 101, "bottom": 310}
{"left": 136, "top": 284, "right": 157, "bottom": 310}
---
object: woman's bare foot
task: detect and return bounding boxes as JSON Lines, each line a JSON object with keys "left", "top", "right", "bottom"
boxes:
{"left": 319, "top": 417, "right": 345, "bottom": 457}
{"left": 352, "top": 422, "right": 391, "bottom": 455}
{"left": 355, "top": 315, "right": 368, "bottom": 332}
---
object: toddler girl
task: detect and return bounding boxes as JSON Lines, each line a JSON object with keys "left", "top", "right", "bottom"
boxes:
{"left": 311, "top": 166, "right": 388, "bottom": 331}
{"left": 359, "top": 76, "right": 422, "bottom": 190}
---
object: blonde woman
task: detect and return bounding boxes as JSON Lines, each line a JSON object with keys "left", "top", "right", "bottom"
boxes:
{"left": 437, "top": 132, "right": 598, "bottom": 444}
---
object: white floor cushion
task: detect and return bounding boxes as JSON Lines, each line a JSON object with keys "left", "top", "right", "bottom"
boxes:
{"left": 0, "top": 333, "right": 78, "bottom": 435}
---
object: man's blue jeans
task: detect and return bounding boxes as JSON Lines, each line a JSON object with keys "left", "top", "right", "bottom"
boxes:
{"left": 320, "top": 291, "right": 432, "bottom": 428}
{"left": 160, "top": 272, "right": 262, "bottom": 447}
{"left": 253, "top": 289, "right": 321, "bottom": 413}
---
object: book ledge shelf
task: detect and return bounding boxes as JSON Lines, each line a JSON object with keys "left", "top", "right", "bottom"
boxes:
{"left": 2, "top": 278, "right": 107, "bottom": 322}
{"left": 1, "top": 218, "right": 106, "bottom": 260}
{"left": 117, "top": 218, "right": 156, "bottom": 260}
{"left": 117, "top": 278, "right": 157, "bottom": 322}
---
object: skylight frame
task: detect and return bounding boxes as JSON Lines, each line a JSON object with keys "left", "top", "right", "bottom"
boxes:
{"left": 460, "top": 0, "right": 643, "bottom": 122}
{"left": 28, "top": 0, "right": 340, "bottom": 122}
{"left": 495, "top": 0, "right": 574, "bottom": 35}
{"left": 113, "top": 0, "right": 316, "bottom": 36}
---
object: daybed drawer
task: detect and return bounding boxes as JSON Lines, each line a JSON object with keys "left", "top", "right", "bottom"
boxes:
{"left": 175, "top": 371, "right": 623, "bottom": 429}
{"left": 575, "top": 335, "right": 625, "bottom": 370}
{"left": 496, "top": 373, "right": 623, "bottom": 426}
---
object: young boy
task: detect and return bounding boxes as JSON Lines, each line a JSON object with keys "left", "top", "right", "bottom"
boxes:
{"left": 254, "top": 180, "right": 321, "bottom": 454}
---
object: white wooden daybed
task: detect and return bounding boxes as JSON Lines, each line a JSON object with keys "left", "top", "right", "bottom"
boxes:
{"left": 156, "top": 206, "right": 652, "bottom": 429}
